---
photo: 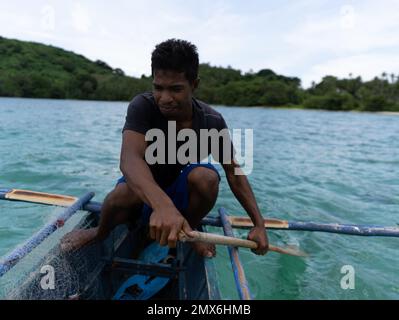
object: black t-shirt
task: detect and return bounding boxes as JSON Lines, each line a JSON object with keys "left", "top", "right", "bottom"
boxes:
{"left": 122, "top": 92, "right": 233, "bottom": 188}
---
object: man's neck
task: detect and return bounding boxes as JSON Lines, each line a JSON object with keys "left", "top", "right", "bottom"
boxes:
{"left": 175, "top": 102, "right": 194, "bottom": 128}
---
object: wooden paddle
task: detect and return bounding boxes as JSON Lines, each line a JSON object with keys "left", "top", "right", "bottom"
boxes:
{"left": 178, "top": 231, "right": 308, "bottom": 257}
{"left": 0, "top": 188, "right": 77, "bottom": 206}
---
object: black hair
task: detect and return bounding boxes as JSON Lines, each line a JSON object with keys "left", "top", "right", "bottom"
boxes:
{"left": 151, "top": 39, "right": 199, "bottom": 83}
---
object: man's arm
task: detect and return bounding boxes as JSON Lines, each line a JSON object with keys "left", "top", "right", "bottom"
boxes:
{"left": 222, "top": 160, "right": 269, "bottom": 255}
{"left": 120, "top": 130, "right": 192, "bottom": 247}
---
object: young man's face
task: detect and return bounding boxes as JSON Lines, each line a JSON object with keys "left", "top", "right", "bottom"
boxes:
{"left": 152, "top": 69, "right": 198, "bottom": 120}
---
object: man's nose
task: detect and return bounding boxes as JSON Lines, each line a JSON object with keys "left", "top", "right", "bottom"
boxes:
{"left": 159, "top": 90, "right": 173, "bottom": 105}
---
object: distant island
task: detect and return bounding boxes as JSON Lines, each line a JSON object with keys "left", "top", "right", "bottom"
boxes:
{"left": 0, "top": 36, "right": 398, "bottom": 112}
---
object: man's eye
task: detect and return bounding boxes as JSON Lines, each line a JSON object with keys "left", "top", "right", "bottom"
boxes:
{"left": 172, "top": 87, "right": 182, "bottom": 92}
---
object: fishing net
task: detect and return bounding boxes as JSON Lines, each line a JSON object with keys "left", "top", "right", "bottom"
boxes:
{"left": 0, "top": 206, "right": 118, "bottom": 300}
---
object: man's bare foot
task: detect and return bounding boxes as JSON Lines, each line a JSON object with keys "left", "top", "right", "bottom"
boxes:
{"left": 60, "top": 227, "right": 99, "bottom": 252}
{"left": 190, "top": 242, "right": 216, "bottom": 258}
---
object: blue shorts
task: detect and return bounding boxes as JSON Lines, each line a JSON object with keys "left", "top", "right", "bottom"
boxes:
{"left": 116, "top": 163, "right": 220, "bottom": 225}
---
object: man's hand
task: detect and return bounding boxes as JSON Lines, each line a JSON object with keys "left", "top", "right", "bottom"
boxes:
{"left": 149, "top": 205, "right": 193, "bottom": 248}
{"left": 247, "top": 226, "right": 269, "bottom": 255}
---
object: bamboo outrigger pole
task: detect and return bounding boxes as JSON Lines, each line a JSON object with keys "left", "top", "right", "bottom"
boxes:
{"left": 219, "top": 207, "right": 252, "bottom": 300}
{"left": 201, "top": 215, "right": 399, "bottom": 237}
{"left": 1, "top": 188, "right": 399, "bottom": 237}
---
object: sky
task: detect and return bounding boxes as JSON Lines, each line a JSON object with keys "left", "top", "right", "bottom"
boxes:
{"left": 1, "top": 0, "right": 399, "bottom": 88}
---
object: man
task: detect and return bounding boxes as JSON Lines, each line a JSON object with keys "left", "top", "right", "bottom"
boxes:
{"left": 62, "top": 39, "right": 268, "bottom": 257}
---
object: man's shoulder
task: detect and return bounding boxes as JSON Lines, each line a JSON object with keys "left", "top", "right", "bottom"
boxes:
{"left": 129, "top": 92, "right": 156, "bottom": 107}
{"left": 193, "top": 98, "right": 228, "bottom": 130}
{"left": 194, "top": 97, "right": 224, "bottom": 121}
{"left": 123, "top": 92, "right": 159, "bottom": 134}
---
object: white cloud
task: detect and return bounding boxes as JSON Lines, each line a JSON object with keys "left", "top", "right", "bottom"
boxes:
{"left": 302, "top": 53, "right": 399, "bottom": 87}
{"left": 70, "top": 3, "right": 91, "bottom": 33}
{"left": 40, "top": 5, "right": 56, "bottom": 32}
{"left": 0, "top": 0, "right": 398, "bottom": 88}
{"left": 280, "top": 0, "right": 399, "bottom": 86}
{"left": 284, "top": 3, "right": 399, "bottom": 55}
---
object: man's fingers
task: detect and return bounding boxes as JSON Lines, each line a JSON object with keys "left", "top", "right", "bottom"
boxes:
{"left": 251, "top": 242, "right": 262, "bottom": 255}
{"left": 252, "top": 248, "right": 266, "bottom": 255}
{"left": 249, "top": 236, "right": 268, "bottom": 255}
{"left": 257, "top": 243, "right": 269, "bottom": 255}
{"left": 260, "top": 241, "right": 269, "bottom": 255}
{"left": 159, "top": 228, "right": 169, "bottom": 246}
{"left": 182, "top": 219, "right": 193, "bottom": 236}
{"left": 149, "top": 225, "right": 156, "bottom": 240}
{"left": 167, "top": 229, "right": 178, "bottom": 248}
{"left": 155, "top": 228, "right": 162, "bottom": 244}
{"left": 256, "top": 249, "right": 267, "bottom": 255}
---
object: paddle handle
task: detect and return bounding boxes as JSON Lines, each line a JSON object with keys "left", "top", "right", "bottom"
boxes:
{"left": 180, "top": 230, "right": 258, "bottom": 249}
{"left": 179, "top": 231, "right": 307, "bottom": 257}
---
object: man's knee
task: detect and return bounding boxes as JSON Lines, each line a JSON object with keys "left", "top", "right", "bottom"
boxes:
{"left": 104, "top": 183, "right": 141, "bottom": 210}
{"left": 188, "top": 167, "right": 219, "bottom": 197}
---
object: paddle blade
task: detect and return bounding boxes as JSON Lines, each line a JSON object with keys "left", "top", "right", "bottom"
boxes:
{"left": 4, "top": 189, "right": 77, "bottom": 207}
{"left": 228, "top": 216, "right": 289, "bottom": 229}
{"left": 269, "top": 244, "right": 308, "bottom": 257}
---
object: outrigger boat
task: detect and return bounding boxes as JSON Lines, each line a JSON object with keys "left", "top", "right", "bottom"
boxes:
{"left": 0, "top": 190, "right": 222, "bottom": 300}
{"left": 0, "top": 188, "right": 398, "bottom": 300}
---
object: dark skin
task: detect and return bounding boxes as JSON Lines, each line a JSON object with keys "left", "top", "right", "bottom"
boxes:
{"left": 222, "top": 161, "right": 268, "bottom": 255}
{"left": 120, "top": 70, "right": 269, "bottom": 255}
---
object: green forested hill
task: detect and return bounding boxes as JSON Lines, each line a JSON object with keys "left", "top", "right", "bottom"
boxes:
{"left": 0, "top": 36, "right": 398, "bottom": 111}
{"left": 0, "top": 37, "right": 151, "bottom": 101}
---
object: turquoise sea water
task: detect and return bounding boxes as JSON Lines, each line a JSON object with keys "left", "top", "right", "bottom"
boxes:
{"left": 0, "top": 97, "right": 398, "bottom": 299}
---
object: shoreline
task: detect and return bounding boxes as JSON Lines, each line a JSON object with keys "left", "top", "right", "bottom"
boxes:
{"left": 1, "top": 96, "right": 399, "bottom": 115}
{"left": 376, "top": 111, "right": 399, "bottom": 116}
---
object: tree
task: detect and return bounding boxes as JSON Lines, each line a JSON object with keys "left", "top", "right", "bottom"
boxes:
{"left": 303, "top": 92, "right": 356, "bottom": 111}
{"left": 362, "top": 95, "right": 391, "bottom": 112}
{"left": 113, "top": 68, "right": 125, "bottom": 76}
{"left": 313, "top": 76, "right": 339, "bottom": 95}
{"left": 95, "top": 60, "right": 113, "bottom": 71}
